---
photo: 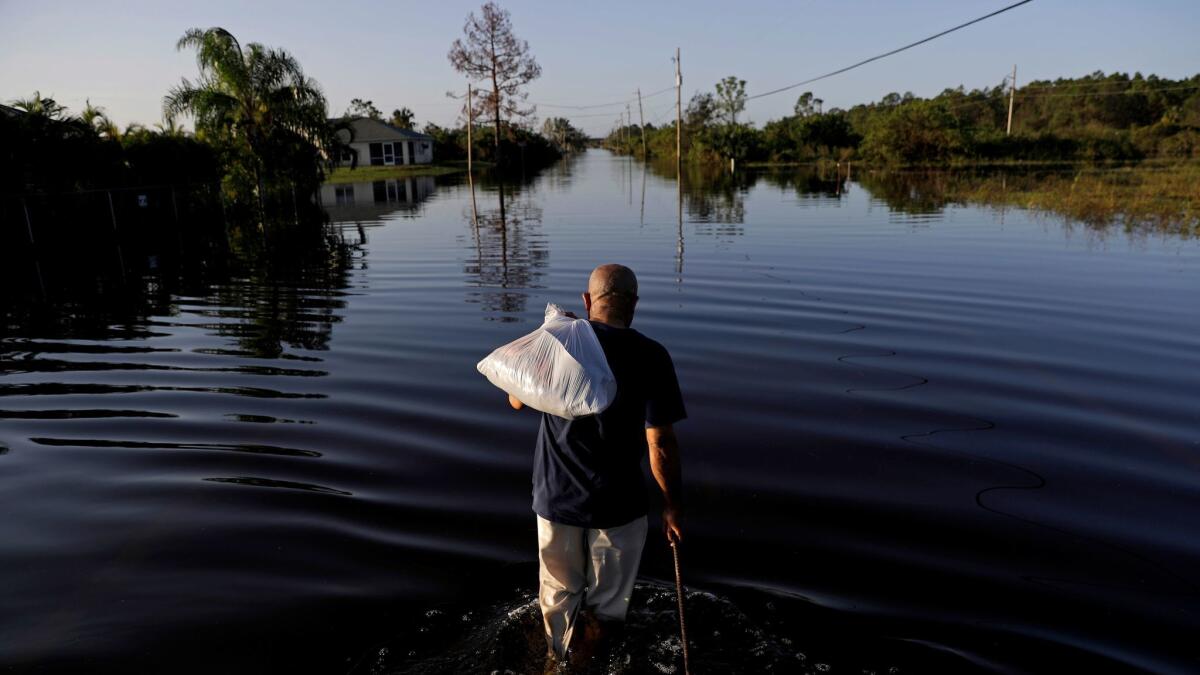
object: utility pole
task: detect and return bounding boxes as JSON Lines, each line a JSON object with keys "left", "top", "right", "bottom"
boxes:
{"left": 675, "top": 47, "right": 682, "bottom": 175}
{"left": 626, "top": 103, "right": 633, "bottom": 153}
{"left": 1006, "top": 64, "right": 1017, "bottom": 136}
{"left": 637, "top": 88, "right": 647, "bottom": 158}
{"left": 467, "top": 84, "right": 478, "bottom": 226}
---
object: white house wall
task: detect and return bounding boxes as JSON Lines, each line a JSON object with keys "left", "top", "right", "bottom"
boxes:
{"left": 347, "top": 139, "right": 432, "bottom": 166}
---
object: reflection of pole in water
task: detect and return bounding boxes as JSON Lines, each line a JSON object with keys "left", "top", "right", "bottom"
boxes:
{"left": 675, "top": 166, "right": 684, "bottom": 282}
{"left": 498, "top": 180, "right": 509, "bottom": 289}
{"left": 21, "top": 197, "right": 46, "bottom": 298}
{"left": 107, "top": 190, "right": 127, "bottom": 283}
{"left": 171, "top": 187, "right": 183, "bottom": 255}
{"left": 628, "top": 153, "right": 633, "bottom": 206}
{"left": 640, "top": 162, "right": 647, "bottom": 226}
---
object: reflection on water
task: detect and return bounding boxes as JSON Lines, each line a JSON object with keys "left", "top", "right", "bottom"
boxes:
{"left": 1, "top": 151, "right": 1199, "bottom": 674}
{"left": 463, "top": 186, "right": 548, "bottom": 321}
{"left": 320, "top": 176, "right": 437, "bottom": 223}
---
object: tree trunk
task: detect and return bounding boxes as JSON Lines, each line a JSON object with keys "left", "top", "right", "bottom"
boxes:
{"left": 490, "top": 38, "right": 502, "bottom": 165}
{"left": 492, "top": 75, "right": 502, "bottom": 164}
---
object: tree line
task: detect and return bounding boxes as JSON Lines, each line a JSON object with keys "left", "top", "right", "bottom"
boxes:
{"left": 606, "top": 71, "right": 1200, "bottom": 165}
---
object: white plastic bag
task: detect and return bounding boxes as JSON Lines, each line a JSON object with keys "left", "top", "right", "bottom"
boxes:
{"left": 476, "top": 303, "right": 616, "bottom": 419}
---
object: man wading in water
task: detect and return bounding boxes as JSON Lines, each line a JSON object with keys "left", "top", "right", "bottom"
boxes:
{"left": 507, "top": 264, "right": 687, "bottom": 670}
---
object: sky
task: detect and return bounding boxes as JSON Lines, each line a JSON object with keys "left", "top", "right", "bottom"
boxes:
{"left": 2, "top": 0, "right": 1198, "bottom": 136}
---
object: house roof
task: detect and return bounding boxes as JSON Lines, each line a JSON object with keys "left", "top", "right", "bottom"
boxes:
{"left": 336, "top": 117, "right": 432, "bottom": 142}
{"left": 0, "top": 103, "right": 27, "bottom": 119}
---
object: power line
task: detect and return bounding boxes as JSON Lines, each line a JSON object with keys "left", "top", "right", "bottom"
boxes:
{"left": 745, "top": 0, "right": 1036, "bottom": 102}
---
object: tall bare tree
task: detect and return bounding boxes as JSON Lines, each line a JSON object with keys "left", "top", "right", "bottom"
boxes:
{"left": 447, "top": 2, "right": 541, "bottom": 162}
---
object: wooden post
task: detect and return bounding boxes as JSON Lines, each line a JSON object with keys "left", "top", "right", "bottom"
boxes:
{"left": 467, "top": 84, "right": 474, "bottom": 173}
{"left": 1006, "top": 64, "right": 1017, "bottom": 136}
{"left": 626, "top": 104, "right": 632, "bottom": 153}
{"left": 637, "top": 87, "right": 647, "bottom": 158}
{"left": 675, "top": 47, "right": 682, "bottom": 177}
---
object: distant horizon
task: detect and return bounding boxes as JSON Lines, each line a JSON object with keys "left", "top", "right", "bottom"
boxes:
{"left": 3, "top": 0, "right": 1198, "bottom": 135}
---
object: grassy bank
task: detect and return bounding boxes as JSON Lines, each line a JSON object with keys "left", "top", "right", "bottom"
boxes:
{"left": 955, "top": 164, "right": 1200, "bottom": 235}
{"left": 325, "top": 161, "right": 490, "bottom": 183}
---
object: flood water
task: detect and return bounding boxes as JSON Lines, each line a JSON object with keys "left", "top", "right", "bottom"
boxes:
{"left": 2, "top": 150, "right": 1198, "bottom": 674}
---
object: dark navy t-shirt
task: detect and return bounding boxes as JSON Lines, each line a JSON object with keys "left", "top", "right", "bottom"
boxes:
{"left": 532, "top": 321, "right": 686, "bottom": 528}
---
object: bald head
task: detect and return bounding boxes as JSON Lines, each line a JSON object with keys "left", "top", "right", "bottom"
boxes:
{"left": 584, "top": 264, "right": 639, "bottom": 327}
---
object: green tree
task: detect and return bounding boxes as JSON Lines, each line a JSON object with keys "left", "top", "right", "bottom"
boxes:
{"left": 715, "top": 76, "right": 747, "bottom": 126}
{"left": 390, "top": 106, "right": 415, "bottom": 129}
{"left": 10, "top": 91, "right": 70, "bottom": 119}
{"left": 861, "top": 99, "right": 968, "bottom": 164}
{"left": 542, "top": 117, "right": 587, "bottom": 152}
{"left": 713, "top": 76, "right": 750, "bottom": 162}
{"left": 347, "top": 98, "right": 383, "bottom": 120}
{"left": 164, "top": 27, "right": 332, "bottom": 212}
{"left": 793, "top": 91, "right": 823, "bottom": 117}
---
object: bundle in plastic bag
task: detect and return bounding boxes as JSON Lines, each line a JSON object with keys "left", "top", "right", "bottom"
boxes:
{"left": 477, "top": 303, "right": 617, "bottom": 419}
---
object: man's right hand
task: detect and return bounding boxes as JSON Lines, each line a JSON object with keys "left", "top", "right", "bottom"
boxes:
{"left": 663, "top": 504, "right": 684, "bottom": 543}
{"left": 508, "top": 394, "right": 524, "bottom": 410}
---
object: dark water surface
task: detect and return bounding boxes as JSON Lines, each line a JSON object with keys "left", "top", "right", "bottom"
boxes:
{"left": 2, "top": 151, "right": 1198, "bottom": 674}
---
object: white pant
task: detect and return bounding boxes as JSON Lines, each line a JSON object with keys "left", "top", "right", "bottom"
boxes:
{"left": 536, "top": 514, "right": 648, "bottom": 658}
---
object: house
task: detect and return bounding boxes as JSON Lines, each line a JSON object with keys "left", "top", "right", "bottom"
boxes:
{"left": 0, "top": 103, "right": 27, "bottom": 119}
{"left": 335, "top": 117, "right": 433, "bottom": 167}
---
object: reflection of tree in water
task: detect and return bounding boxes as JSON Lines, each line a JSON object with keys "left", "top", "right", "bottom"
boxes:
{"left": 463, "top": 188, "right": 547, "bottom": 321}
{"left": 857, "top": 167, "right": 1200, "bottom": 239}
{"left": 678, "top": 164, "right": 752, "bottom": 233}
{"left": 855, "top": 170, "right": 965, "bottom": 217}
{"left": 211, "top": 228, "right": 360, "bottom": 356}
{"left": 758, "top": 167, "right": 847, "bottom": 202}
{"left": 1, "top": 215, "right": 360, "bottom": 358}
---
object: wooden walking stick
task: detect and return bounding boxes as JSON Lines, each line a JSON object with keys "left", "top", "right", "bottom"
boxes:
{"left": 670, "top": 540, "right": 692, "bottom": 675}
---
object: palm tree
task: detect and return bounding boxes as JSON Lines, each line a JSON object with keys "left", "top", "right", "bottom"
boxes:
{"left": 11, "top": 91, "right": 69, "bottom": 119}
{"left": 163, "top": 27, "right": 332, "bottom": 211}
{"left": 155, "top": 115, "right": 189, "bottom": 138}
{"left": 80, "top": 100, "right": 122, "bottom": 139}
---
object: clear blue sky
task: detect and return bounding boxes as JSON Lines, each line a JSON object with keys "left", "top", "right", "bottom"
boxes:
{"left": 2, "top": 0, "right": 1197, "bottom": 136}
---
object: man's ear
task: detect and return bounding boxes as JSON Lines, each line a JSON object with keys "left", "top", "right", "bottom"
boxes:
{"left": 581, "top": 292, "right": 592, "bottom": 314}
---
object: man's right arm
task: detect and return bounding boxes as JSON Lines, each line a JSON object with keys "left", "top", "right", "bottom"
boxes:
{"left": 647, "top": 424, "right": 684, "bottom": 543}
